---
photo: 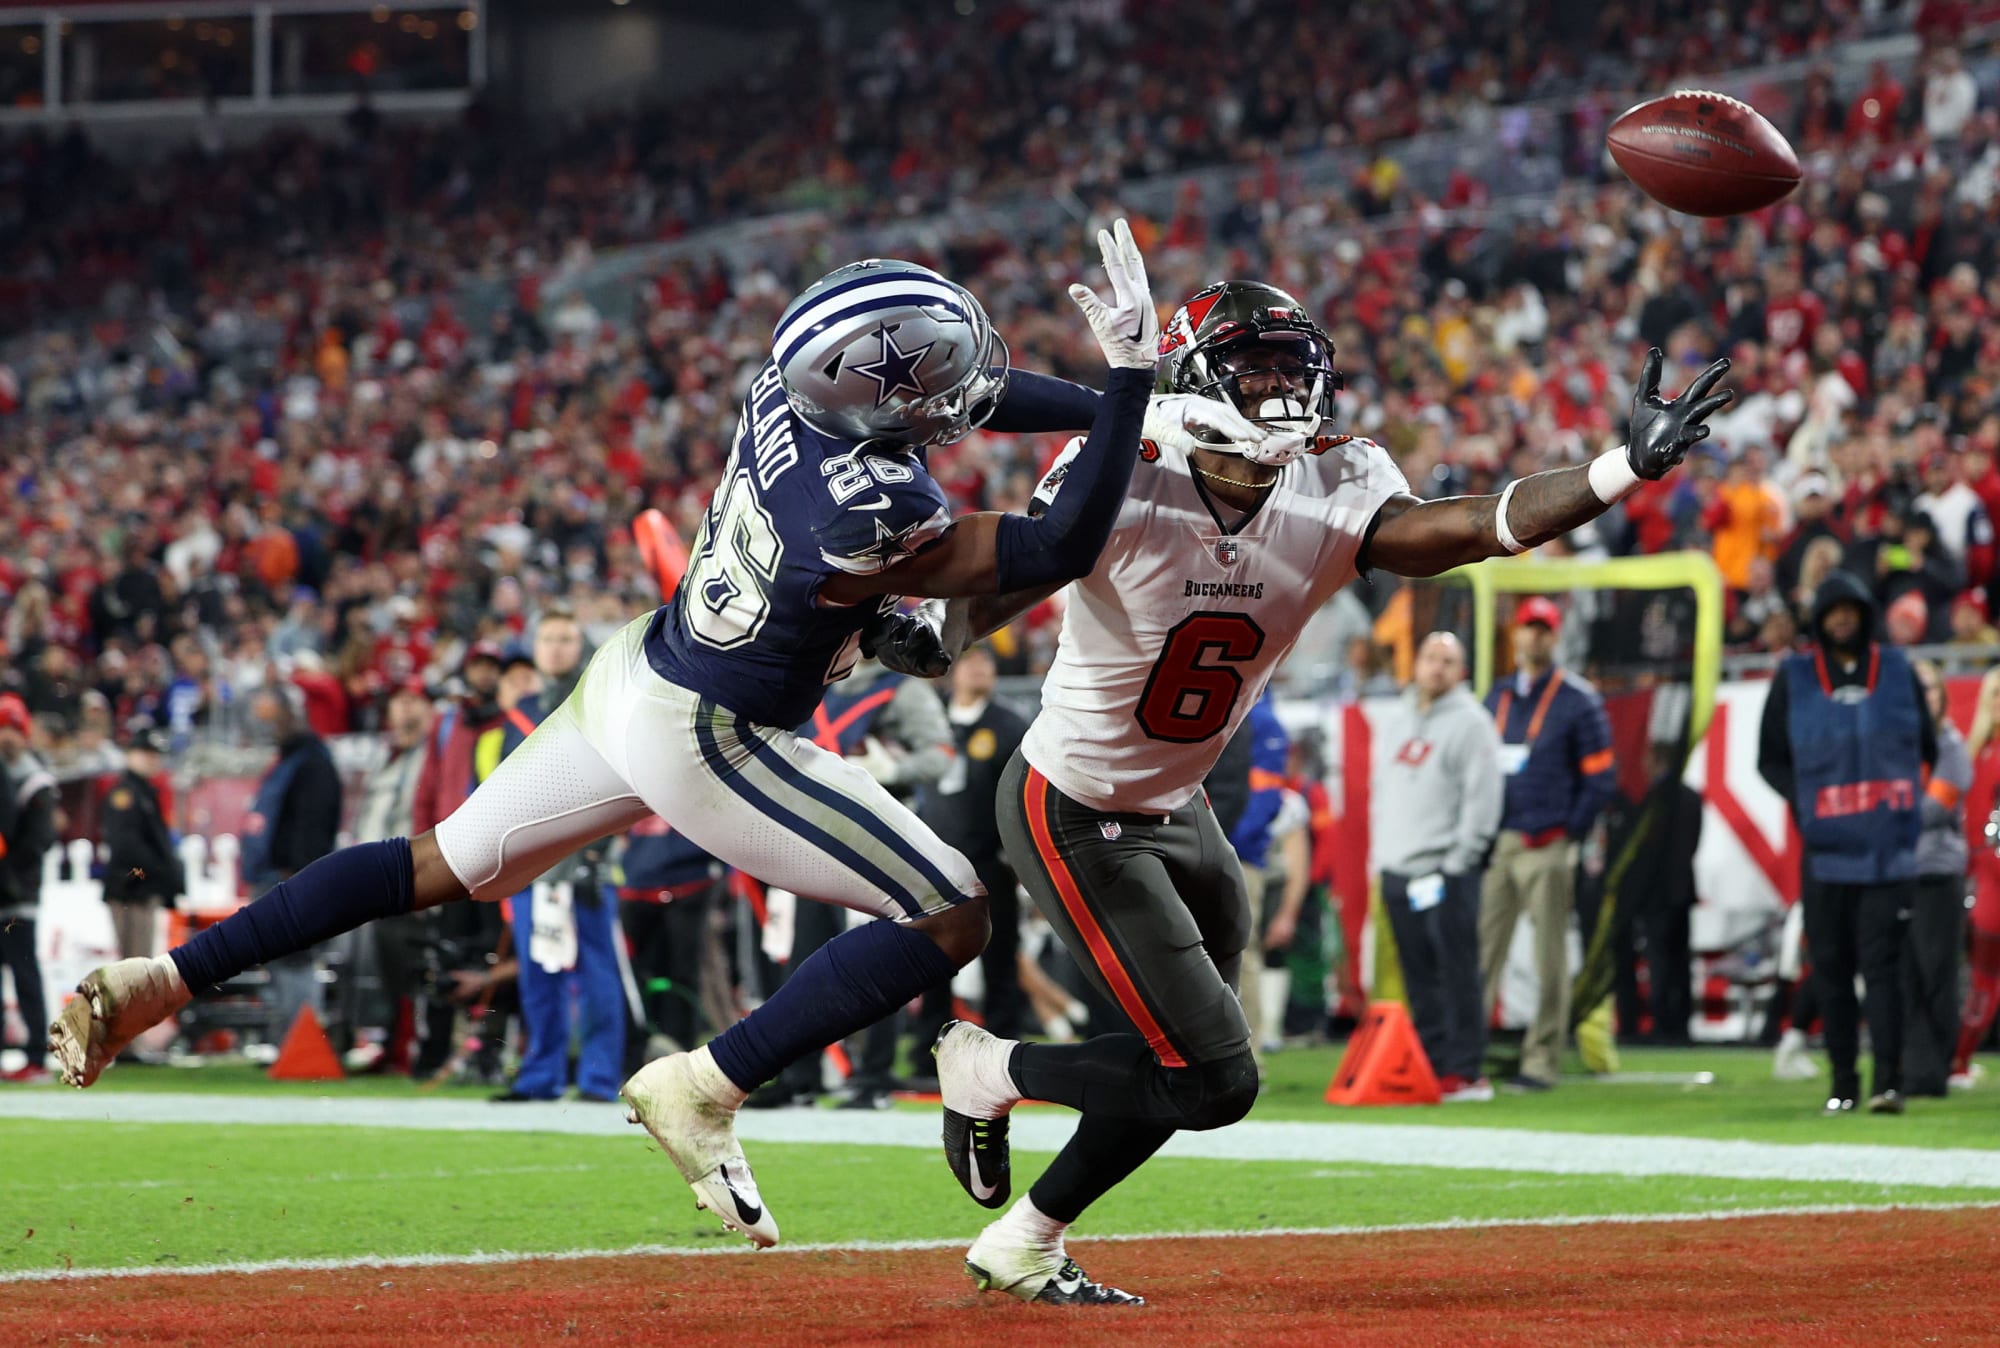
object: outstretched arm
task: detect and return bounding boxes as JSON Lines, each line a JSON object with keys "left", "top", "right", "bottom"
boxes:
{"left": 821, "top": 219, "right": 1160, "bottom": 608}
{"left": 820, "top": 366, "right": 1151, "bottom": 605}
{"left": 1362, "top": 467, "right": 1605, "bottom": 577}
{"left": 1362, "top": 351, "right": 1731, "bottom": 579}
{"left": 984, "top": 370, "right": 1101, "bottom": 434}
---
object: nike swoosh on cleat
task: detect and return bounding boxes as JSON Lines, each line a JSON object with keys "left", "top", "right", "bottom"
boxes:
{"left": 719, "top": 1168, "right": 763, "bottom": 1227}
{"left": 967, "top": 1146, "right": 997, "bottom": 1202}
{"left": 853, "top": 495, "right": 893, "bottom": 511}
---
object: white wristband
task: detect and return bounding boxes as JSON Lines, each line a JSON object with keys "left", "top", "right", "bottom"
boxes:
{"left": 1495, "top": 479, "right": 1526, "bottom": 555}
{"left": 1588, "top": 445, "right": 1643, "bottom": 504}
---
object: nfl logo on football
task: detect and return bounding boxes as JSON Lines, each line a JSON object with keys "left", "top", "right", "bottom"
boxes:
{"left": 1215, "top": 539, "right": 1241, "bottom": 567}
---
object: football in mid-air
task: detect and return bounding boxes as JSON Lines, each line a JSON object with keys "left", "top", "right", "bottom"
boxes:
{"left": 1607, "top": 89, "right": 1801, "bottom": 217}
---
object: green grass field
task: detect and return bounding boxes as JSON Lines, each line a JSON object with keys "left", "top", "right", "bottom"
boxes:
{"left": 3, "top": 1045, "right": 1997, "bottom": 1279}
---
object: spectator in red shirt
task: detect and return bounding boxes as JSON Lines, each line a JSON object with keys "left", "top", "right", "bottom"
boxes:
{"left": 1846, "top": 62, "right": 1907, "bottom": 142}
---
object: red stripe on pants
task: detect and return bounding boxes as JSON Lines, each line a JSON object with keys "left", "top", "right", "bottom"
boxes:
{"left": 1023, "top": 766, "right": 1186, "bottom": 1068}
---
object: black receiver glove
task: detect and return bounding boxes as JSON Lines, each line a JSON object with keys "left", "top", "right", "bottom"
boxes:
{"left": 861, "top": 602, "right": 953, "bottom": 679}
{"left": 1627, "top": 349, "right": 1733, "bottom": 480}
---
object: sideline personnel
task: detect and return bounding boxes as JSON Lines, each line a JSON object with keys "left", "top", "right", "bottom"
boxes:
{"left": 1375, "top": 632, "right": 1503, "bottom": 1100}
{"left": 1478, "top": 597, "right": 1615, "bottom": 1091}
{"left": 1758, "top": 571, "right": 1936, "bottom": 1114}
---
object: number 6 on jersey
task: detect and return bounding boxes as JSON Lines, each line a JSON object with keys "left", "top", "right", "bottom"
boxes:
{"left": 1136, "top": 612, "right": 1266, "bottom": 743}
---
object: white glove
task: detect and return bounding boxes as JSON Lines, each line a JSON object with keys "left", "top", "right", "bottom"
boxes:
{"left": 1068, "top": 218, "right": 1159, "bottom": 371}
{"left": 852, "top": 735, "right": 901, "bottom": 785}
{"left": 1143, "top": 393, "right": 1269, "bottom": 454}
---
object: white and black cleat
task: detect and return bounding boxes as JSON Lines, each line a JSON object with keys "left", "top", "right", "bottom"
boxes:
{"left": 934, "top": 1020, "right": 1018, "bottom": 1210}
{"left": 621, "top": 1051, "right": 779, "bottom": 1248}
{"left": 688, "top": 1157, "right": 775, "bottom": 1246}
{"left": 942, "top": 1111, "right": 1010, "bottom": 1210}
{"left": 967, "top": 1255, "right": 1144, "bottom": 1307}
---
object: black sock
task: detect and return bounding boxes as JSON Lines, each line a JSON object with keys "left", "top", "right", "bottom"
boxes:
{"left": 171, "top": 838, "right": 417, "bottom": 993}
{"left": 1029, "top": 1113, "right": 1177, "bottom": 1224}
{"left": 1011, "top": 1034, "right": 1160, "bottom": 1116}
{"left": 706, "top": 918, "right": 956, "bottom": 1093}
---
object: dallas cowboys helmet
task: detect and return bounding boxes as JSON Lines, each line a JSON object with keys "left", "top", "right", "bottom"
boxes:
{"left": 1158, "top": 280, "right": 1343, "bottom": 465}
{"left": 772, "top": 259, "right": 1010, "bottom": 447}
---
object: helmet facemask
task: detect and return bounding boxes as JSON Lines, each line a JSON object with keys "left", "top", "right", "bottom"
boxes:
{"left": 1205, "top": 334, "right": 1339, "bottom": 440}
{"left": 908, "top": 329, "right": 1010, "bottom": 447}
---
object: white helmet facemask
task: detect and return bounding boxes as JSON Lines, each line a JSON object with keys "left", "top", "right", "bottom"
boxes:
{"left": 1212, "top": 347, "right": 1327, "bottom": 464}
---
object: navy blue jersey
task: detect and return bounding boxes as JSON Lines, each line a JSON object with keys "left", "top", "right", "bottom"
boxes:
{"left": 646, "top": 360, "right": 953, "bottom": 727}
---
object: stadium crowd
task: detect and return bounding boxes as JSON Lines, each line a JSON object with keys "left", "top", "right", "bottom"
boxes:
{"left": 2, "top": 2, "right": 2000, "bottom": 787}
{"left": 0, "top": 0, "right": 1888, "bottom": 326}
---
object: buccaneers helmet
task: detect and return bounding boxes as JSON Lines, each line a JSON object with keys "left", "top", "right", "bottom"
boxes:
{"left": 1157, "top": 281, "right": 1342, "bottom": 463}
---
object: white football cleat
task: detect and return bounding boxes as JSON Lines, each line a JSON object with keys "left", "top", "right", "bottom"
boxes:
{"left": 934, "top": 1020, "right": 1020, "bottom": 1209}
{"left": 965, "top": 1214, "right": 1142, "bottom": 1306}
{"left": 621, "top": 1049, "right": 777, "bottom": 1249}
{"left": 49, "top": 955, "right": 190, "bottom": 1089}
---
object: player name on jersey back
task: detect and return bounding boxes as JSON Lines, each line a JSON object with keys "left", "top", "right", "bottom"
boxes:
{"left": 645, "top": 361, "right": 952, "bottom": 729}
{"left": 1023, "top": 433, "right": 1407, "bottom": 814}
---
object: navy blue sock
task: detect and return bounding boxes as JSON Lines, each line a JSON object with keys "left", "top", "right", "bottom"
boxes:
{"left": 706, "top": 917, "right": 957, "bottom": 1093}
{"left": 170, "top": 838, "right": 418, "bottom": 993}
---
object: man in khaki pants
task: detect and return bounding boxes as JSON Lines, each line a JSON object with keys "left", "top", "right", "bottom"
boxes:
{"left": 1478, "top": 598, "right": 1616, "bottom": 1091}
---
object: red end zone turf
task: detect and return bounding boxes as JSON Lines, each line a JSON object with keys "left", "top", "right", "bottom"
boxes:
{"left": 7, "top": 1210, "right": 1997, "bottom": 1347}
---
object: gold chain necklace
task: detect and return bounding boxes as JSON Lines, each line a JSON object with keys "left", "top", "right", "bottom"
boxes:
{"left": 1192, "top": 464, "right": 1277, "bottom": 491}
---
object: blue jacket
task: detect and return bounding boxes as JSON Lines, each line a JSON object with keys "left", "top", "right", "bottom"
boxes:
{"left": 1227, "top": 691, "right": 1291, "bottom": 868}
{"left": 240, "top": 733, "right": 341, "bottom": 890}
{"left": 1485, "top": 668, "right": 1615, "bottom": 839}
{"left": 1782, "top": 644, "right": 1924, "bottom": 884}
{"left": 1756, "top": 568, "right": 1938, "bottom": 884}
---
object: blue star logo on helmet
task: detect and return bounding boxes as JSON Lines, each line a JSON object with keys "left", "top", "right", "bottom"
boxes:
{"left": 851, "top": 324, "right": 935, "bottom": 408}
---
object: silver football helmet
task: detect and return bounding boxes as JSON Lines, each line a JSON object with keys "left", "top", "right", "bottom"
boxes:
{"left": 772, "top": 259, "right": 1010, "bottom": 446}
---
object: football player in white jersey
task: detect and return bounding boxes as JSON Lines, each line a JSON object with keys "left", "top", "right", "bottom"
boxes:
{"left": 879, "top": 280, "right": 1731, "bottom": 1305}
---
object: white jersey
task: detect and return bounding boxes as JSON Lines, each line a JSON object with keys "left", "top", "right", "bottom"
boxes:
{"left": 1022, "top": 432, "right": 1408, "bottom": 813}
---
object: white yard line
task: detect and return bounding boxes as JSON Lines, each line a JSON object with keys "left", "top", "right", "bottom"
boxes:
{"left": 4, "top": 1201, "right": 1996, "bottom": 1285}
{"left": 11, "top": 1163, "right": 605, "bottom": 1194}
{"left": 3, "top": 1090, "right": 1999, "bottom": 1189}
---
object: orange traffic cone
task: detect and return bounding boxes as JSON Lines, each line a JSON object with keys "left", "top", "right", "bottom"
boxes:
{"left": 1325, "top": 1001, "right": 1440, "bottom": 1106}
{"left": 268, "top": 1006, "right": 346, "bottom": 1082}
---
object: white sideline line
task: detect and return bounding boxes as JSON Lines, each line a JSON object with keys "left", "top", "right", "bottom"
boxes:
{"left": 4, "top": 1201, "right": 1996, "bottom": 1285}
{"left": 13, "top": 1163, "right": 605, "bottom": 1194}
{"left": 4, "top": 1091, "right": 2000, "bottom": 1189}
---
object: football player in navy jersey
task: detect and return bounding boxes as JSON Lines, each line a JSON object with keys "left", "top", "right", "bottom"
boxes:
{"left": 50, "top": 223, "right": 1263, "bottom": 1279}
